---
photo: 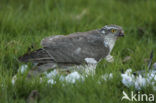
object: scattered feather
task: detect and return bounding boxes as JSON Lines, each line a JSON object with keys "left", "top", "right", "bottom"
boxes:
{"left": 47, "top": 79, "right": 56, "bottom": 85}
{"left": 85, "top": 58, "right": 97, "bottom": 64}
{"left": 101, "top": 73, "right": 113, "bottom": 81}
{"left": 12, "top": 62, "right": 156, "bottom": 91}
{"left": 45, "top": 69, "right": 58, "bottom": 78}
{"left": 65, "top": 71, "right": 84, "bottom": 83}
{"left": 84, "top": 64, "right": 96, "bottom": 76}
{"left": 121, "top": 68, "right": 156, "bottom": 90}
{"left": 18, "top": 65, "right": 28, "bottom": 74}
{"left": 152, "top": 62, "right": 156, "bottom": 69}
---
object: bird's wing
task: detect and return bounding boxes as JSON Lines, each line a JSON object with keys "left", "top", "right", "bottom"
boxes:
{"left": 41, "top": 30, "right": 109, "bottom": 64}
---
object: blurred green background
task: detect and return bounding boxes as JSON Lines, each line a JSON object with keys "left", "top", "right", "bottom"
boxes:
{"left": 0, "top": 0, "right": 156, "bottom": 103}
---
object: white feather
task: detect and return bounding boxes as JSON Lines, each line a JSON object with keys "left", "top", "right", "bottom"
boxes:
{"left": 104, "top": 36, "right": 116, "bottom": 53}
{"left": 65, "top": 71, "right": 83, "bottom": 83}
{"left": 84, "top": 58, "right": 97, "bottom": 64}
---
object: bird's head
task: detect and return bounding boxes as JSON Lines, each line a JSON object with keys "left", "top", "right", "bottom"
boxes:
{"left": 100, "top": 25, "right": 124, "bottom": 39}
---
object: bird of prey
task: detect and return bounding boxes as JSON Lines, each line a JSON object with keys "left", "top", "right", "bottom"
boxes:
{"left": 19, "top": 25, "right": 124, "bottom": 74}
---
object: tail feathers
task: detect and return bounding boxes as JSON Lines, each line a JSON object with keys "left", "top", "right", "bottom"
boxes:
{"left": 27, "top": 63, "right": 57, "bottom": 78}
{"left": 18, "top": 48, "right": 53, "bottom": 63}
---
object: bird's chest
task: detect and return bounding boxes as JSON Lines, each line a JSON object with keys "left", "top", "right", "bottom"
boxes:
{"left": 104, "top": 38, "right": 115, "bottom": 54}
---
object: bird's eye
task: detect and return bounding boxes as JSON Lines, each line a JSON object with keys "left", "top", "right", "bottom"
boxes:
{"left": 111, "top": 29, "right": 116, "bottom": 33}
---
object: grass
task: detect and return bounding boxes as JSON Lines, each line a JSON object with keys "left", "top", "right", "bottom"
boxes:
{"left": 0, "top": 0, "right": 156, "bottom": 102}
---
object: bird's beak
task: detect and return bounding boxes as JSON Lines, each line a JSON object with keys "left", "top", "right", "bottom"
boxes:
{"left": 117, "top": 30, "right": 124, "bottom": 37}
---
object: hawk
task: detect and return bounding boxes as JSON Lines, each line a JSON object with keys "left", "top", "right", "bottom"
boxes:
{"left": 19, "top": 25, "right": 124, "bottom": 74}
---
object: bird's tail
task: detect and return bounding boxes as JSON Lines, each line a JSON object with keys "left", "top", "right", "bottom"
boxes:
{"left": 18, "top": 48, "right": 53, "bottom": 63}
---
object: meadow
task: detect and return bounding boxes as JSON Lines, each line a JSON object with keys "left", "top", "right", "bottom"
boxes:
{"left": 0, "top": 0, "right": 156, "bottom": 102}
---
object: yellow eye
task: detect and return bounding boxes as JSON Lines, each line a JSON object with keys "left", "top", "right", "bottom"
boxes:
{"left": 111, "top": 29, "right": 116, "bottom": 33}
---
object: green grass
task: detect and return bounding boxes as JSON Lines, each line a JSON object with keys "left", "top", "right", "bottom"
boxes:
{"left": 0, "top": 0, "right": 156, "bottom": 102}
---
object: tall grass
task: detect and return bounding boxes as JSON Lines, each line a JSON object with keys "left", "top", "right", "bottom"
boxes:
{"left": 0, "top": 0, "right": 156, "bottom": 102}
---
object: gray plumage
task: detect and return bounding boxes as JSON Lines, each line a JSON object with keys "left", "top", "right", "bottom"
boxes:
{"left": 19, "top": 25, "right": 124, "bottom": 74}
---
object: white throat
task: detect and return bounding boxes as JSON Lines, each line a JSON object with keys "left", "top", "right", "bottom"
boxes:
{"left": 104, "top": 36, "right": 116, "bottom": 54}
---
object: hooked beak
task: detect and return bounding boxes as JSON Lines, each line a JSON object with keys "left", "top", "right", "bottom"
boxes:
{"left": 117, "top": 30, "right": 124, "bottom": 37}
